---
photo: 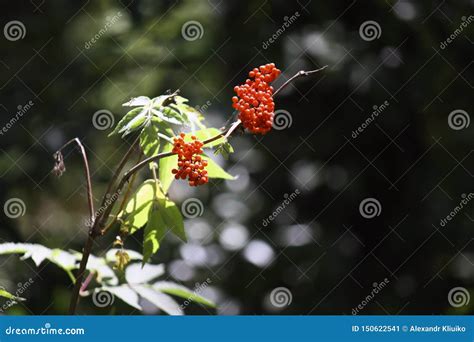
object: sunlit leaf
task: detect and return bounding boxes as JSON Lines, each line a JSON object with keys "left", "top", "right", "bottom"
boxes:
{"left": 119, "top": 180, "right": 158, "bottom": 234}
{"left": 122, "top": 96, "right": 151, "bottom": 107}
{"left": 202, "top": 156, "right": 235, "bottom": 180}
{"left": 142, "top": 202, "right": 167, "bottom": 264}
{"left": 109, "top": 107, "right": 145, "bottom": 137}
{"left": 140, "top": 124, "right": 160, "bottom": 157}
{"left": 159, "top": 143, "right": 178, "bottom": 192}
{"left": 0, "top": 288, "right": 25, "bottom": 302}
{"left": 132, "top": 285, "right": 183, "bottom": 315}
{"left": 125, "top": 263, "right": 165, "bottom": 284}
{"left": 153, "top": 281, "right": 215, "bottom": 308}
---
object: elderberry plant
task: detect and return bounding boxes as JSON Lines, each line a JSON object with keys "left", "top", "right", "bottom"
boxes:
{"left": 0, "top": 63, "right": 326, "bottom": 315}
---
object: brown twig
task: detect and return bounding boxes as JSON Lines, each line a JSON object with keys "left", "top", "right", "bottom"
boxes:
{"left": 56, "top": 138, "right": 95, "bottom": 224}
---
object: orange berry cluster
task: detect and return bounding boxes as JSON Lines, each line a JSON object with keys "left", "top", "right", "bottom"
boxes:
{"left": 172, "top": 133, "right": 209, "bottom": 186}
{"left": 232, "top": 63, "right": 281, "bottom": 134}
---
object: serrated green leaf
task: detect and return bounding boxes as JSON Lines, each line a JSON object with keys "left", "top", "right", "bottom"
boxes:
{"left": 153, "top": 281, "right": 215, "bottom": 308}
{"left": 109, "top": 107, "right": 145, "bottom": 137}
{"left": 202, "top": 156, "right": 235, "bottom": 180}
{"left": 142, "top": 202, "right": 167, "bottom": 264}
{"left": 119, "top": 180, "right": 158, "bottom": 234}
{"left": 159, "top": 143, "right": 178, "bottom": 192}
{"left": 140, "top": 124, "right": 160, "bottom": 158}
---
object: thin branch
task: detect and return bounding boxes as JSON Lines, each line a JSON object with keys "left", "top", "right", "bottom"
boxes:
{"left": 68, "top": 136, "right": 139, "bottom": 315}
{"left": 273, "top": 65, "right": 328, "bottom": 96}
{"left": 56, "top": 138, "right": 95, "bottom": 225}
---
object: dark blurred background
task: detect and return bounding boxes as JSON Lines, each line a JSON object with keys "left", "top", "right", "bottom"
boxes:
{"left": 0, "top": 0, "right": 473, "bottom": 315}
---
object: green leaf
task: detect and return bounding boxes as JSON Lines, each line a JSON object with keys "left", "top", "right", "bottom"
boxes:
{"left": 142, "top": 202, "right": 167, "bottom": 264}
{"left": 159, "top": 142, "right": 178, "bottom": 192}
{"left": 109, "top": 107, "right": 145, "bottom": 137}
{"left": 139, "top": 124, "right": 160, "bottom": 157}
{"left": 119, "top": 180, "right": 158, "bottom": 234}
{"left": 187, "top": 128, "right": 225, "bottom": 147}
{"left": 0, "top": 243, "right": 76, "bottom": 270}
{"left": 122, "top": 96, "right": 151, "bottom": 107}
{"left": 125, "top": 263, "right": 165, "bottom": 284}
{"left": 0, "top": 288, "right": 25, "bottom": 302}
{"left": 132, "top": 285, "right": 183, "bottom": 315}
{"left": 118, "top": 110, "right": 147, "bottom": 137}
{"left": 152, "top": 108, "right": 183, "bottom": 125}
{"left": 153, "top": 281, "right": 215, "bottom": 308}
{"left": 105, "top": 249, "right": 143, "bottom": 263}
{"left": 159, "top": 197, "right": 186, "bottom": 242}
{"left": 203, "top": 156, "right": 235, "bottom": 180}
{"left": 214, "top": 142, "right": 234, "bottom": 160}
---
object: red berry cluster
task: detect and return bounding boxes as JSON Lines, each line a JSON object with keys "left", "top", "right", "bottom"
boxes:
{"left": 172, "top": 133, "right": 209, "bottom": 186}
{"left": 232, "top": 63, "right": 281, "bottom": 134}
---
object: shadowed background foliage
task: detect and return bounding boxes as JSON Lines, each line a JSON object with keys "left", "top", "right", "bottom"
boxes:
{"left": 0, "top": 0, "right": 473, "bottom": 315}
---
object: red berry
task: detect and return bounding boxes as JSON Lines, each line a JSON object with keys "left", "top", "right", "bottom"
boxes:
{"left": 171, "top": 133, "right": 209, "bottom": 187}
